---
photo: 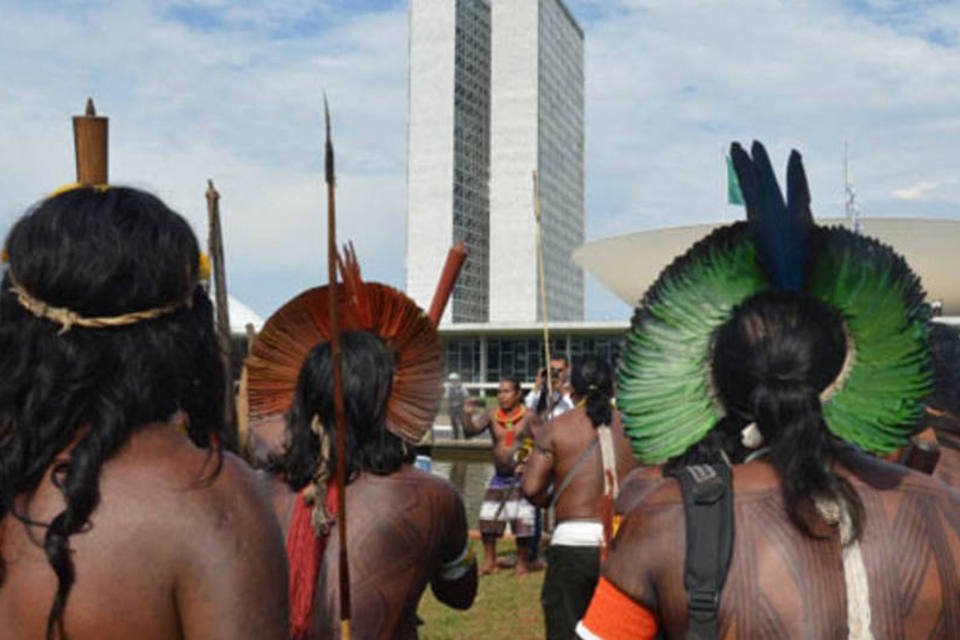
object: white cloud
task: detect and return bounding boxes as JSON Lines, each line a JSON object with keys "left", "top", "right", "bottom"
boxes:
{"left": 572, "top": 0, "right": 960, "bottom": 314}
{"left": 0, "top": 0, "right": 409, "bottom": 317}
{"left": 1, "top": 0, "right": 958, "bottom": 321}
{"left": 893, "top": 181, "right": 939, "bottom": 200}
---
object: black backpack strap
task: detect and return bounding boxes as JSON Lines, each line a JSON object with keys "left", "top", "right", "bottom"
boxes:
{"left": 667, "top": 463, "right": 735, "bottom": 640}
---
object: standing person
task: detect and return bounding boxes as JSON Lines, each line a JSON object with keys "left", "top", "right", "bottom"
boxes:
{"left": 525, "top": 355, "right": 574, "bottom": 564}
{"left": 249, "top": 253, "right": 476, "bottom": 639}
{"left": 582, "top": 292, "right": 960, "bottom": 639}
{"left": 578, "top": 142, "right": 960, "bottom": 638}
{"left": 464, "top": 377, "right": 540, "bottom": 576}
{"left": 0, "top": 186, "right": 288, "bottom": 640}
{"left": 522, "top": 356, "right": 635, "bottom": 639}
{"left": 445, "top": 372, "right": 469, "bottom": 440}
{"left": 528, "top": 356, "right": 574, "bottom": 420}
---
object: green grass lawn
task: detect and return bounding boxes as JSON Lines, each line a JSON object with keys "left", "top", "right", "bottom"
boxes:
{"left": 418, "top": 540, "right": 546, "bottom": 639}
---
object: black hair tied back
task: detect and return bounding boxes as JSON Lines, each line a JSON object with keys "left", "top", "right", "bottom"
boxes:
{"left": 571, "top": 355, "right": 614, "bottom": 428}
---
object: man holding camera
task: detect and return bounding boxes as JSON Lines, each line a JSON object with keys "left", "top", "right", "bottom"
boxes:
{"left": 527, "top": 357, "right": 574, "bottom": 422}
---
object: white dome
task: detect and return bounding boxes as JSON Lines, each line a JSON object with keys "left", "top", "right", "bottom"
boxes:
{"left": 209, "top": 292, "right": 264, "bottom": 334}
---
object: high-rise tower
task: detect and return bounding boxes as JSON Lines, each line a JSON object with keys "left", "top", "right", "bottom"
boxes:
{"left": 406, "top": 0, "right": 583, "bottom": 324}
{"left": 488, "top": 0, "right": 584, "bottom": 322}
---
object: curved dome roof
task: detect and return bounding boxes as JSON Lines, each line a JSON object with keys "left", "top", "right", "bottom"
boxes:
{"left": 574, "top": 217, "right": 960, "bottom": 315}
{"left": 209, "top": 293, "right": 264, "bottom": 334}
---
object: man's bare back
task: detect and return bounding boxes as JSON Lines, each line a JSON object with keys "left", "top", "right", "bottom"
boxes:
{"left": 268, "top": 466, "right": 476, "bottom": 639}
{"left": 522, "top": 409, "right": 634, "bottom": 521}
{"left": 605, "top": 451, "right": 960, "bottom": 639}
{"left": 0, "top": 424, "right": 288, "bottom": 640}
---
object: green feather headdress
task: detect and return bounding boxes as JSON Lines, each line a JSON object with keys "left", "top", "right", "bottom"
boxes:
{"left": 617, "top": 142, "right": 932, "bottom": 464}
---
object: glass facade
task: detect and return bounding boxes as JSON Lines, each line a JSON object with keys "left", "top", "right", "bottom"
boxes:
{"left": 569, "top": 335, "right": 622, "bottom": 370}
{"left": 445, "top": 337, "right": 482, "bottom": 383}
{"left": 452, "top": 0, "right": 492, "bottom": 322}
{"left": 537, "top": 0, "right": 584, "bottom": 321}
{"left": 441, "top": 330, "right": 625, "bottom": 388}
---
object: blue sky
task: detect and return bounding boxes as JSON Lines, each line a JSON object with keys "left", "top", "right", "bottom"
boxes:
{"left": 1, "top": 0, "right": 958, "bottom": 321}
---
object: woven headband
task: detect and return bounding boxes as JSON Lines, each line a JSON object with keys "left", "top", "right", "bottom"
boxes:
{"left": 1, "top": 183, "right": 213, "bottom": 334}
{"left": 7, "top": 273, "right": 192, "bottom": 335}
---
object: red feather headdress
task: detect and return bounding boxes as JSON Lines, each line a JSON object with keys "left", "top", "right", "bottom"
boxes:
{"left": 245, "top": 244, "right": 444, "bottom": 444}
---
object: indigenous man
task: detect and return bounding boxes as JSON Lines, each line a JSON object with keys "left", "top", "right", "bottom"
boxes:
{"left": 464, "top": 376, "right": 540, "bottom": 575}
{"left": 249, "top": 255, "right": 477, "bottom": 639}
{"left": 577, "top": 143, "right": 960, "bottom": 639}
{"left": 525, "top": 355, "right": 573, "bottom": 564}
{"left": 522, "top": 356, "right": 634, "bottom": 639}
{"left": 0, "top": 186, "right": 288, "bottom": 640}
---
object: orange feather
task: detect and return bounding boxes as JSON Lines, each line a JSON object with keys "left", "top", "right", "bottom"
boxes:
{"left": 245, "top": 249, "right": 443, "bottom": 444}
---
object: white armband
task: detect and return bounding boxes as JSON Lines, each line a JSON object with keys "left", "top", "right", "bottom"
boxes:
{"left": 437, "top": 538, "right": 476, "bottom": 582}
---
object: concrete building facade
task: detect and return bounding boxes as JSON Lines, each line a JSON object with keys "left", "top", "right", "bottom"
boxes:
{"left": 407, "top": 0, "right": 584, "bottom": 324}
{"left": 407, "top": 0, "right": 492, "bottom": 324}
{"left": 488, "top": 0, "right": 584, "bottom": 322}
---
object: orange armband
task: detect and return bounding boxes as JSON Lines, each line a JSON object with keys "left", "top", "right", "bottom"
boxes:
{"left": 575, "top": 577, "right": 658, "bottom": 640}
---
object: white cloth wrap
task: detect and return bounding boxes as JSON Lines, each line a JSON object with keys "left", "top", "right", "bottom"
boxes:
{"left": 551, "top": 520, "right": 603, "bottom": 547}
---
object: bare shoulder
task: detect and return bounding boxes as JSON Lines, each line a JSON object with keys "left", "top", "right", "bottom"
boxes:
{"left": 547, "top": 408, "right": 580, "bottom": 430}
{"left": 841, "top": 448, "right": 960, "bottom": 506}
{"left": 606, "top": 476, "right": 684, "bottom": 607}
{"left": 543, "top": 409, "right": 592, "bottom": 449}
{"left": 98, "top": 425, "right": 279, "bottom": 536}
{"left": 533, "top": 414, "right": 558, "bottom": 445}
{"left": 391, "top": 466, "right": 463, "bottom": 505}
{"left": 615, "top": 465, "right": 664, "bottom": 514}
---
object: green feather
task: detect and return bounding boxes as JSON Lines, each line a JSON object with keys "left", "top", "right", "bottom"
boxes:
{"left": 618, "top": 221, "right": 933, "bottom": 463}
{"left": 618, "top": 224, "right": 767, "bottom": 463}
{"left": 807, "top": 227, "right": 931, "bottom": 453}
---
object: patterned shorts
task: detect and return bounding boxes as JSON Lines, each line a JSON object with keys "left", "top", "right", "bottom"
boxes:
{"left": 478, "top": 474, "right": 536, "bottom": 538}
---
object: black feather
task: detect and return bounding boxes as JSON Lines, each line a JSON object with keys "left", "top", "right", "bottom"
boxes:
{"left": 730, "top": 141, "right": 812, "bottom": 291}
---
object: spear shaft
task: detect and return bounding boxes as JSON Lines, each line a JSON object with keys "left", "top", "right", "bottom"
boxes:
{"left": 324, "top": 96, "right": 352, "bottom": 639}
{"left": 533, "top": 171, "right": 553, "bottom": 406}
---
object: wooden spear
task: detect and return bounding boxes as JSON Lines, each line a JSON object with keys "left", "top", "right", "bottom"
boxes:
{"left": 206, "top": 180, "right": 239, "bottom": 451}
{"left": 533, "top": 171, "right": 553, "bottom": 408}
{"left": 324, "top": 95, "right": 352, "bottom": 640}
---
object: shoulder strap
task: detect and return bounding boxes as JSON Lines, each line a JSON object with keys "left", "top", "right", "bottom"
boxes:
{"left": 597, "top": 425, "right": 619, "bottom": 498}
{"left": 667, "top": 463, "right": 735, "bottom": 640}
{"left": 549, "top": 436, "right": 598, "bottom": 509}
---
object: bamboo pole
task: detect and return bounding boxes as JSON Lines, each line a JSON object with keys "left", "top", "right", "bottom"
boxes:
{"left": 206, "top": 180, "right": 238, "bottom": 451}
{"left": 533, "top": 171, "right": 553, "bottom": 406}
{"left": 236, "top": 323, "right": 258, "bottom": 462}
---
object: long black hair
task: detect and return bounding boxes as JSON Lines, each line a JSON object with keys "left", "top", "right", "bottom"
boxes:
{"left": 570, "top": 355, "right": 613, "bottom": 428}
{"left": 274, "top": 330, "right": 408, "bottom": 492}
{"left": 0, "top": 186, "right": 225, "bottom": 638}
{"left": 711, "top": 289, "right": 864, "bottom": 541}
